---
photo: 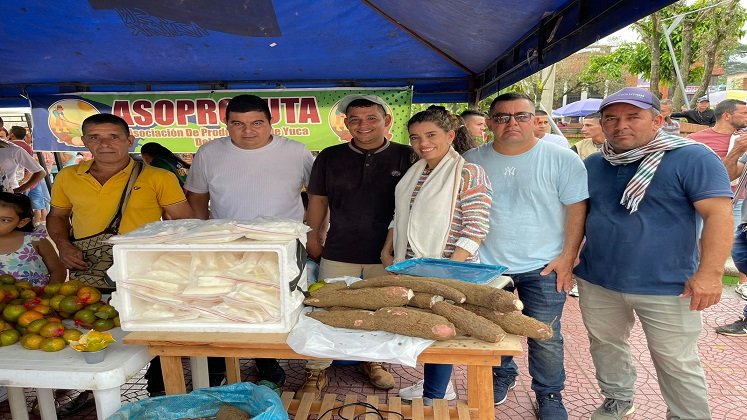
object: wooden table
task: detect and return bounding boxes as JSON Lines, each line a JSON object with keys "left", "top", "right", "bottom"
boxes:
{"left": 124, "top": 331, "right": 522, "bottom": 420}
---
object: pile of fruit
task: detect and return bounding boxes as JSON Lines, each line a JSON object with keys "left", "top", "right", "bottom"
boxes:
{"left": 0, "top": 275, "right": 119, "bottom": 352}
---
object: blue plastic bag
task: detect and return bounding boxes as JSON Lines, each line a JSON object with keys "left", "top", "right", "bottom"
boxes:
{"left": 386, "top": 258, "right": 508, "bottom": 284}
{"left": 108, "top": 382, "right": 288, "bottom": 420}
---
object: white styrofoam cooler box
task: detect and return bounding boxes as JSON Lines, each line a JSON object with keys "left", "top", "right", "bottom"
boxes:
{"left": 109, "top": 239, "right": 306, "bottom": 333}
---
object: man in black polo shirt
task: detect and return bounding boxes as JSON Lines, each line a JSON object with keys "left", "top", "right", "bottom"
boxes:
{"left": 300, "top": 94, "right": 413, "bottom": 399}
{"left": 671, "top": 96, "right": 717, "bottom": 126}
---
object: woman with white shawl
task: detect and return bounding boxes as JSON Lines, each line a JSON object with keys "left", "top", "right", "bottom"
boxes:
{"left": 381, "top": 106, "right": 492, "bottom": 404}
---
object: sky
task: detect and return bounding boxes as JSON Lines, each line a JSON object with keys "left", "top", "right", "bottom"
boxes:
{"left": 600, "top": 0, "right": 747, "bottom": 45}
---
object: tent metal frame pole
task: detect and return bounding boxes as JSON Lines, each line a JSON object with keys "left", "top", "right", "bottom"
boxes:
{"left": 360, "top": 0, "right": 474, "bottom": 76}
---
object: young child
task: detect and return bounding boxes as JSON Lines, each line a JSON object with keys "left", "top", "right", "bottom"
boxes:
{"left": 0, "top": 192, "right": 65, "bottom": 286}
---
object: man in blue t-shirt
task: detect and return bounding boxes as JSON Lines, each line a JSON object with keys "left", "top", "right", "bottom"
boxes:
{"left": 574, "top": 87, "right": 733, "bottom": 420}
{"left": 464, "top": 92, "right": 588, "bottom": 420}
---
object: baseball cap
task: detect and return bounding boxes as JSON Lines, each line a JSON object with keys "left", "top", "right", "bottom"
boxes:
{"left": 697, "top": 95, "right": 710, "bottom": 103}
{"left": 336, "top": 94, "right": 390, "bottom": 115}
{"left": 599, "top": 87, "right": 661, "bottom": 112}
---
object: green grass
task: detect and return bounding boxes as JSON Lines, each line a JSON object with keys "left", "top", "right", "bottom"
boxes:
{"left": 723, "top": 275, "right": 740, "bottom": 285}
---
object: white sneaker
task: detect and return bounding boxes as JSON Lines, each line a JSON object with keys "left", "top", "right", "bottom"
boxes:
{"left": 735, "top": 283, "right": 747, "bottom": 300}
{"left": 569, "top": 285, "right": 579, "bottom": 297}
{"left": 398, "top": 379, "right": 457, "bottom": 400}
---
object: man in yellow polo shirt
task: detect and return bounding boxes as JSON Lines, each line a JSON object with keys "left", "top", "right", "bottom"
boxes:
{"left": 48, "top": 113, "right": 192, "bottom": 271}
{"left": 47, "top": 113, "right": 193, "bottom": 415}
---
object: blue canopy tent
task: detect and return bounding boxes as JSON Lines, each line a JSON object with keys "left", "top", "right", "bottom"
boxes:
{"left": 0, "top": 0, "right": 674, "bottom": 106}
{"left": 552, "top": 98, "right": 603, "bottom": 117}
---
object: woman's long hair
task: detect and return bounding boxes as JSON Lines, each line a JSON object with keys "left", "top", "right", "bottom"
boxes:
{"left": 408, "top": 106, "right": 477, "bottom": 155}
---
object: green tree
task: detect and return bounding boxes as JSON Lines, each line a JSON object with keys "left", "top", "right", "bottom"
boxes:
{"left": 578, "top": 0, "right": 746, "bottom": 109}
{"left": 688, "top": 0, "right": 746, "bottom": 106}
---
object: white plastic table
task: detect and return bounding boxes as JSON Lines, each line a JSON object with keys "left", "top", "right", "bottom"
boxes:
{"left": 0, "top": 328, "right": 151, "bottom": 420}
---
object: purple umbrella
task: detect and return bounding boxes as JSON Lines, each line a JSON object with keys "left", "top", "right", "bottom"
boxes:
{"left": 552, "top": 98, "right": 603, "bottom": 117}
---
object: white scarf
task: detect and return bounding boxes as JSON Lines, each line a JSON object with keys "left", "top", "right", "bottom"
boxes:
{"left": 393, "top": 148, "right": 464, "bottom": 262}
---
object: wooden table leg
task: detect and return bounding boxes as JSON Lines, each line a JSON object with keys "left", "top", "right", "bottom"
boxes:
{"left": 161, "top": 355, "right": 187, "bottom": 394}
{"left": 225, "top": 357, "right": 241, "bottom": 384}
{"left": 466, "top": 365, "right": 494, "bottom": 420}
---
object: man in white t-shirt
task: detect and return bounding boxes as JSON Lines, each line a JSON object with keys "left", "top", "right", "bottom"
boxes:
{"left": 534, "top": 110, "right": 570, "bottom": 148}
{"left": 186, "top": 95, "right": 314, "bottom": 221}
{"left": 0, "top": 128, "right": 45, "bottom": 193}
{"left": 184, "top": 94, "right": 314, "bottom": 388}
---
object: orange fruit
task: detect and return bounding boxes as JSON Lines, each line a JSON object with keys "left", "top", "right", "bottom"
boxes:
{"left": 21, "top": 333, "right": 44, "bottom": 350}
{"left": 14, "top": 281, "right": 32, "bottom": 290}
{"left": 42, "top": 283, "right": 61, "bottom": 296}
{"left": 38, "top": 321, "right": 65, "bottom": 338}
{"left": 31, "top": 305, "right": 51, "bottom": 315}
{"left": 40, "top": 337, "right": 66, "bottom": 352}
{"left": 45, "top": 316, "right": 63, "bottom": 324}
{"left": 92, "top": 318, "right": 114, "bottom": 332}
{"left": 62, "top": 328, "right": 82, "bottom": 343}
{"left": 0, "top": 284, "right": 19, "bottom": 303}
{"left": 0, "top": 329, "right": 20, "bottom": 346}
{"left": 86, "top": 302, "right": 104, "bottom": 312}
{"left": 2, "top": 304, "right": 26, "bottom": 322}
{"left": 17, "top": 310, "right": 44, "bottom": 327}
{"left": 58, "top": 280, "right": 83, "bottom": 296}
{"left": 95, "top": 305, "right": 118, "bottom": 320}
{"left": 76, "top": 287, "right": 102, "bottom": 305}
{"left": 19, "top": 289, "right": 36, "bottom": 299}
{"left": 23, "top": 297, "right": 41, "bottom": 308}
{"left": 74, "top": 309, "right": 96, "bottom": 325}
{"left": 59, "top": 296, "right": 83, "bottom": 313}
{"left": 49, "top": 295, "right": 65, "bottom": 311}
{"left": 26, "top": 318, "right": 48, "bottom": 334}
{"left": 0, "top": 274, "right": 16, "bottom": 285}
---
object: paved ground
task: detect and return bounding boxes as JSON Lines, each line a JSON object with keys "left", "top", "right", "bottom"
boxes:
{"left": 1, "top": 287, "right": 746, "bottom": 419}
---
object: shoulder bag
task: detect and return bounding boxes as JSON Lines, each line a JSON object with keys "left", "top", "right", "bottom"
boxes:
{"left": 69, "top": 161, "right": 143, "bottom": 291}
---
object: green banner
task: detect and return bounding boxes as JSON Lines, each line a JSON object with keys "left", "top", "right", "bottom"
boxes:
{"left": 30, "top": 88, "right": 413, "bottom": 152}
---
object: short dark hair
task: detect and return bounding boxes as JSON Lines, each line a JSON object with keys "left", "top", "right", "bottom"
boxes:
{"left": 82, "top": 113, "right": 130, "bottom": 136}
{"left": 489, "top": 92, "right": 534, "bottom": 115}
{"left": 715, "top": 99, "right": 747, "bottom": 121}
{"left": 225, "top": 94, "right": 272, "bottom": 122}
{"left": 0, "top": 192, "right": 34, "bottom": 232}
{"left": 346, "top": 99, "right": 387, "bottom": 117}
{"left": 460, "top": 109, "right": 485, "bottom": 120}
{"left": 9, "top": 126, "right": 26, "bottom": 140}
{"left": 534, "top": 110, "right": 549, "bottom": 117}
{"left": 140, "top": 142, "right": 190, "bottom": 169}
{"left": 584, "top": 112, "right": 601, "bottom": 120}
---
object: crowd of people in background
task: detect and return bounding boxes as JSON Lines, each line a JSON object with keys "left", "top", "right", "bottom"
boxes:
{"left": 0, "top": 88, "right": 745, "bottom": 420}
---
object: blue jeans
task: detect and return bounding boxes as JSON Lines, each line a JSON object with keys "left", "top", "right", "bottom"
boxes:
{"left": 732, "top": 224, "right": 747, "bottom": 275}
{"left": 731, "top": 225, "right": 747, "bottom": 319}
{"left": 493, "top": 268, "right": 566, "bottom": 396}
{"left": 422, "top": 364, "right": 453, "bottom": 398}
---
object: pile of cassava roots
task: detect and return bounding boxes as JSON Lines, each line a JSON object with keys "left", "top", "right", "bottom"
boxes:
{"left": 303, "top": 274, "right": 553, "bottom": 343}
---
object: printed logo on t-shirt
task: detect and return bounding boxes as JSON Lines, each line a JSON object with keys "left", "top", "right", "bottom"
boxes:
{"left": 504, "top": 166, "right": 516, "bottom": 176}
{"left": 391, "top": 170, "right": 401, "bottom": 177}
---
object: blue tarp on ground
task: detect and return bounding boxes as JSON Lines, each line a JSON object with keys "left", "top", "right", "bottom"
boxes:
{"left": 0, "top": 0, "right": 675, "bottom": 104}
